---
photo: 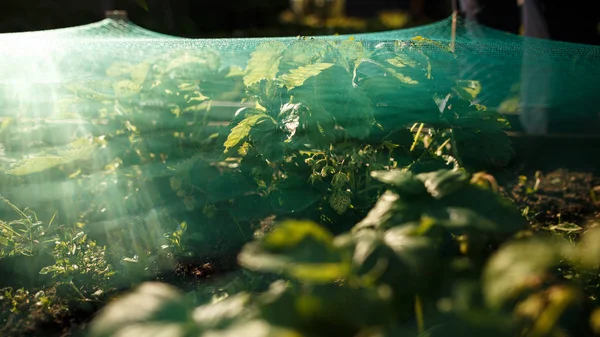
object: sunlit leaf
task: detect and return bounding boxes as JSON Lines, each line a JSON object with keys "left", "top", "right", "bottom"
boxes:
{"left": 6, "top": 156, "right": 68, "bottom": 175}
{"left": 224, "top": 113, "right": 271, "bottom": 152}
{"left": 192, "top": 293, "right": 253, "bottom": 330}
{"left": 262, "top": 220, "right": 334, "bottom": 251}
{"left": 454, "top": 80, "right": 482, "bottom": 101}
{"left": 238, "top": 221, "right": 350, "bottom": 283}
{"left": 278, "top": 63, "right": 334, "bottom": 90}
{"left": 244, "top": 42, "right": 287, "bottom": 86}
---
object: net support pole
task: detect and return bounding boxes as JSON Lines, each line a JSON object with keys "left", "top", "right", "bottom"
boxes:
{"left": 450, "top": 0, "right": 458, "bottom": 52}
{"left": 105, "top": 10, "right": 129, "bottom": 22}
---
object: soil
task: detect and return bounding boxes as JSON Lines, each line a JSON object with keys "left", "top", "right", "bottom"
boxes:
{"left": 498, "top": 169, "right": 600, "bottom": 232}
{"left": 2, "top": 168, "right": 599, "bottom": 337}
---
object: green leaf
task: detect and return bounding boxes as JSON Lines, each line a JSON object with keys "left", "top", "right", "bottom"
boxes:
{"left": 224, "top": 114, "right": 271, "bottom": 152}
{"left": 262, "top": 220, "right": 334, "bottom": 251}
{"left": 88, "top": 282, "right": 194, "bottom": 337}
{"left": 423, "top": 207, "right": 500, "bottom": 233}
{"left": 348, "top": 224, "right": 439, "bottom": 293}
{"left": 416, "top": 170, "right": 468, "bottom": 199}
{"left": 359, "top": 59, "right": 418, "bottom": 85}
{"left": 238, "top": 221, "right": 350, "bottom": 283}
{"left": 192, "top": 293, "right": 253, "bottom": 330}
{"left": 258, "top": 281, "right": 393, "bottom": 332}
{"left": 269, "top": 177, "right": 322, "bottom": 214}
{"left": 278, "top": 63, "right": 334, "bottom": 90}
{"left": 370, "top": 170, "right": 427, "bottom": 196}
{"left": 353, "top": 190, "right": 404, "bottom": 232}
{"left": 482, "top": 239, "right": 566, "bottom": 310}
{"left": 6, "top": 156, "right": 68, "bottom": 175}
{"left": 453, "top": 80, "right": 482, "bottom": 101}
{"left": 0, "top": 235, "right": 9, "bottom": 247}
{"left": 244, "top": 42, "right": 287, "bottom": 87}
{"left": 547, "top": 222, "right": 582, "bottom": 234}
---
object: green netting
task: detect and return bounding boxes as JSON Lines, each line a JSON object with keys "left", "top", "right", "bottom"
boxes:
{"left": 0, "top": 15, "right": 598, "bottom": 265}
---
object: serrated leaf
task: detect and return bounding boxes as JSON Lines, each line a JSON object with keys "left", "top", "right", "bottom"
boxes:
{"left": 278, "top": 63, "right": 334, "bottom": 90}
{"left": 224, "top": 113, "right": 271, "bottom": 152}
{"left": 6, "top": 156, "right": 68, "bottom": 175}
{"left": 113, "top": 80, "right": 142, "bottom": 97}
{"left": 244, "top": 42, "right": 286, "bottom": 87}
{"left": 57, "top": 146, "right": 94, "bottom": 161}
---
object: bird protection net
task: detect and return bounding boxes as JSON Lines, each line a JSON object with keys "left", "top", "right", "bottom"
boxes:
{"left": 0, "top": 14, "right": 599, "bottom": 266}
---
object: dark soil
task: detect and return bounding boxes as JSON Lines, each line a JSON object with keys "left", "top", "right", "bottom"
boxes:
{"left": 499, "top": 169, "right": 600, "bottom": 232}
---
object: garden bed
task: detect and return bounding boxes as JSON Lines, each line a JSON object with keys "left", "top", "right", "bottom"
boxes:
{"left": 2, "top": 162, "right": 599, "bottom": 337}
{"left": 1, "top": 34, "right": 599, "bottom": 337}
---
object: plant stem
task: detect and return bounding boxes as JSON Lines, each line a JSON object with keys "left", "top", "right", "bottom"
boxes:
{"left": 415, "top": 294, "right": 425, "bottom": 334}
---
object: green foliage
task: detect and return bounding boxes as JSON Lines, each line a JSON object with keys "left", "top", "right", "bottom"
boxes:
{"left": 90, "top": 205, "right": 600, "bottom": 337}
{"left": 355, "top": 169, "right": 527, "bottom": 235}
{"left": 0, "top": 196, "right": 58, "bottom": 257}
{"left": 0, "top": 33, "right": 565, "bottom": 337}
{"left": 39, "top": 230, "right": 115, "bottom": 295}
{"left": 238, "top": 220, "right": 351, "bottom": 283}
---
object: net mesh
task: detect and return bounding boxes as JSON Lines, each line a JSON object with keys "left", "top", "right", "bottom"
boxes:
{"left": 0, "top": 15, "right": 599, "bottom": 263}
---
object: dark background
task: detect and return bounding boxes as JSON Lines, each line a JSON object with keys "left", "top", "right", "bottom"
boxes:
{"left": 0, "top": 0, "right": 597, "bottom": 43}
{"left": 0, "top": 0, "right": 451, "bottom": 37}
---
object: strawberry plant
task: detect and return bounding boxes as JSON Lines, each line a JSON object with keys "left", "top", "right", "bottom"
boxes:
{"left": 88, "top": 169, "right": 600, "bottom": 337}
{"left": 221, "top": 37, "right": 513, "bottom": 234}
